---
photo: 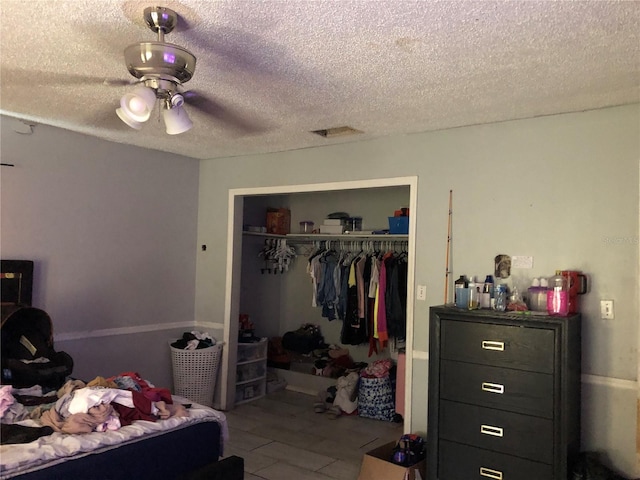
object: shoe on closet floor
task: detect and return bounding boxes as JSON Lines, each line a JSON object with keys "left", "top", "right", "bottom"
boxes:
{"left": 326, "top": 406, "right": 342, "bottom": 419}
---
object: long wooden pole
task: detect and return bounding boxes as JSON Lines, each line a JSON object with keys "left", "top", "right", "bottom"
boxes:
{"left": 444, "top": 190, "right": 452, "bottom": 304}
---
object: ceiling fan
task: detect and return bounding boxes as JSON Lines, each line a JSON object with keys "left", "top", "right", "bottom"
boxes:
{"left": 1, "top": 4, "right": 270, "bottom": 137}
{"left": 116, "top": 6, "right": 197, "bottom": 134}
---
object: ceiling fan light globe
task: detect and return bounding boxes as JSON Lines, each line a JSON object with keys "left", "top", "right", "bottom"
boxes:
{"left": 116, "top": 108, "right": 143, "bottom": 130}
{"left": 128, "top": 97, "right": 148, "bottom": 115}
{"left": 120, "top": 86, "right": 156, "bottom": 122}
{"left": 163, "top": 106, "right": 192, "bottom": 135}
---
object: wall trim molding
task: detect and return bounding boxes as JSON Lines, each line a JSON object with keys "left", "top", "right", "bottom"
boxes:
{"left": 412, "top": 350, "right": 429, "bottom": 361}
{"left": 54, "top": 321, "right": 224, "bottom": 342}
{"left": 54, "top": 332, "right": 638, "bottom": 394}
{"left": 195, "top": 321, "right": 226, "bottom": 330}
{"left": 581, "top": 373, "right": 637, "bottom": 390}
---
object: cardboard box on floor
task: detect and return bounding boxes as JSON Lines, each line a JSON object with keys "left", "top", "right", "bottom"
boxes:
{"left": 357, "top": 441, "right": 425, "bottom": 480}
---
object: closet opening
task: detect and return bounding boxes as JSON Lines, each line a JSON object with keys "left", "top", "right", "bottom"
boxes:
{"left": 222, "top": 177, "right": 417, "bottom": 430}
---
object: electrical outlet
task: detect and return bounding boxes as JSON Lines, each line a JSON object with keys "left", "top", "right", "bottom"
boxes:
{"left": 417, "top": 285, "right": 427, "bottom": 301}
{"left": 600, "top": 300, "right": 614, "bottom": 319}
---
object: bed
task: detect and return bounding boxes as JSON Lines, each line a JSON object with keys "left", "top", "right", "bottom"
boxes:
{"left": 0, "top": 260, "right": 237, "bottom": 480}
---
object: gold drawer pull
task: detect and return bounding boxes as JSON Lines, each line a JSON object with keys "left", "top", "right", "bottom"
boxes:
{"left": 482, "top": 382, "right": 505, "bottom": 394}
{"left": 482, "top": 340, "right": 504, "bottom": 351}
{"left": 480, "top": 424, "right": 504, "bottom": 437}
{"left": 480, "top": 467, "right": 503, "bottom": 479}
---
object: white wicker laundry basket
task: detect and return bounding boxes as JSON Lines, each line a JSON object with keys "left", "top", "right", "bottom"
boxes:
{"left": 170, "top": 342, "right": 223, "bottom": 407}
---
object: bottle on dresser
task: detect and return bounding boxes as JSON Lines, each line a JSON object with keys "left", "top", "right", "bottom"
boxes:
{"left": 454, "top": 275, "right": 468, "bottom": 308}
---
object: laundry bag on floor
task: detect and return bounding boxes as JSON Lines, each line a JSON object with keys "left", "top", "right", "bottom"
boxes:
{"left": 358, "top": 374, "right": 395, "bottom": 421}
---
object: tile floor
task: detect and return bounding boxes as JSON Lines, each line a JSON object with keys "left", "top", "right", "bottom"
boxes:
{"left": 222, "top": 389, "right": 404, "bottom": 480}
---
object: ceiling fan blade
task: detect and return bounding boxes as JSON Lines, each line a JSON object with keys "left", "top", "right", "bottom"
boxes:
{"left": 1, "top": 67, "right": 132, "bottom": 87}
{"left": 183, "top": 90, "right": 271, "bottom": 134}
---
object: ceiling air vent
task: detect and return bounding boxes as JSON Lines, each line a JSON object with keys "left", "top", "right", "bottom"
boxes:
{"left": 311, "top": 126, "right": 363, "bottom": 138}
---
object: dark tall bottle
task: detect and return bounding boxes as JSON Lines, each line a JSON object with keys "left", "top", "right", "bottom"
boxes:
{"left": 454, "top": 275, "right": 468, "bottom": 308}
{"left": 481, "top": 275, "right": 494, "bottom": 308}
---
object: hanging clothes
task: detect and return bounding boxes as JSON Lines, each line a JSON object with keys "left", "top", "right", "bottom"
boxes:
{"left": 386, "top": 253, "right": 408, "bottom": 341}
{"left": 341, "top": 256, "right": 367, "bottom": 345}
{"left": 375, "top": 251, "right": 393, "bottom": 350}
{"left": 368, "top": 254, "right": 380, "bottom": 356}
{"left": 320, "top": 251, "right": 340, "bottom": 321}
{"left": 337, "top": 261, "right": 349, "bottom": 321}
{"left": 305, "top": 240, "right": 408, "bottom": 349}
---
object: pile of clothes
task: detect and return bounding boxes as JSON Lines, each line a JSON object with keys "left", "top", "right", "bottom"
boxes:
{"left": 0, "top": 372, "right": 187, "bottom": 442}
{"left": 267, "top": 337, "right": 291, "bottom": 369}
{"left": 314, "top": 371, "right": 360, "bottom": 420}
{"left": 311, "top": 345, "right": 366, "bottom": 378}
{"left": 171, "top": 331, "right": 216, "bottom": 350}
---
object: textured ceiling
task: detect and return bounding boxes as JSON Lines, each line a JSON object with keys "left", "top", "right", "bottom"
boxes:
{"left": 1, "top": 0, "right": 638, "bottom": 160}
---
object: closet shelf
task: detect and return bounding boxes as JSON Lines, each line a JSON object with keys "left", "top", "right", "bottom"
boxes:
{"left": 243, "top": 231, "right": 408, "bottom": 241}
{"left": 243, "top": 231, "right": 285, "bottom": 238}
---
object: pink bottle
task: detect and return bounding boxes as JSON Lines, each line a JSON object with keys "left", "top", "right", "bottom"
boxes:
{"left": 547, "top": 270, "right": 568, "bottom": 316}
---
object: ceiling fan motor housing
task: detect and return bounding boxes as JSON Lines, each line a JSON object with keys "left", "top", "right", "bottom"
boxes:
{"left": 124, "top": 42, "right": 196, "bottom": 83}
{"left": 124, "top": 6, "right": 197, "bottom": 84}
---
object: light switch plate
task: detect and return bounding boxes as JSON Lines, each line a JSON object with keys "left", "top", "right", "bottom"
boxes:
{"left": 417, "top": 285, "right": 426, "bottom": 301}
{"left": 600, "top": 300, "right": 614, "bottom": 319}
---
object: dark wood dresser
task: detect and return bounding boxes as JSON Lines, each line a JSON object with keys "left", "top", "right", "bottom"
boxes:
{"left": 427, "top": 306, "right": 581, "bottom": 480}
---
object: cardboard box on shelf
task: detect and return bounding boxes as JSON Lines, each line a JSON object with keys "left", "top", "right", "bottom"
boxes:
{"left": 266, "top": 208, "right": 291, "bottom": 235}
{"left": 357, "top": 441, "right": 425, "bottom": 480}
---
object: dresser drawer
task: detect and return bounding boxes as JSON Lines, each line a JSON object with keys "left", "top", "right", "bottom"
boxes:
{"left": 439, "top": 440, "right": 553, "bottom": 480}
{"left": 440, "top": 360, "right": 553, "bottom": 418}
{"left": 439, "top": 400, "right": 553, "bottom": 463}
{"left": 441, "top": 320, "right": 555, "bottom": 373}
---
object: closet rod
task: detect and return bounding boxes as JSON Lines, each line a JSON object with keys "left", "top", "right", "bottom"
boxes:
{"left": 296, "top": 240, "right": 409, "bottom": 259}
{"left": 281, "top": 235, "right": 408, "bottom": 245}
{"left": 286, "top": 238, "right": 409, "bottom": 246}
{"left": 243, "top": 232, "right": 408, "bottom": 241}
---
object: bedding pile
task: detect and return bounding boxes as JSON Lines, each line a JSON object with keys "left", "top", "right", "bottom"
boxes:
{"left": 0, "top": 374, "right": 228, "bottom": 479}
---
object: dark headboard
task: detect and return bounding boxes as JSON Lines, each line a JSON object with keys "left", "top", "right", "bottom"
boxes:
{"left": 1, "top": 260, "right": 34, "bottom": 306}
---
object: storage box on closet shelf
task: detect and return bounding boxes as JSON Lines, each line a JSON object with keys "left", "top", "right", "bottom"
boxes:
{"left": 266, "top": 207, "right": 291, "bottom": 235}
{"left": 318, "top": 211, "right": 361, "bottom": 234}
{"left": 388, "top": 207, "right": 409, "bottom": 234}
{"left": 169, "top": 331, "right": 223, "bottom": 407}
{"left": 319, "top": 217, "right": 343, "bottom": 234}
